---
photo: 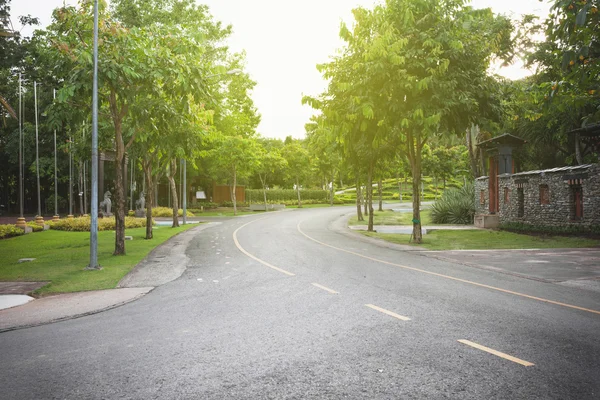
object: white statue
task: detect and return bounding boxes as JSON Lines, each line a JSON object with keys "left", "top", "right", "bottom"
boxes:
{"left": 100, "top": 191, "right": 112, "bottom": 216}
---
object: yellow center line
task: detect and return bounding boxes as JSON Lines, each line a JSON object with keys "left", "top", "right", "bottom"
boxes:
{"left": 233, "top": 218, "right": 295, "bottom": 277}
{"left": 365, "top": 304, "right": 411, "bottom": 321}
{"left": 296, "top": 221, "right": 600, "bottom": 316}
{"left": 458, "top": 339, "right": 535, "bottom": 367}
{"left": 312, "top": 283, "right": 339, "bottom": 294}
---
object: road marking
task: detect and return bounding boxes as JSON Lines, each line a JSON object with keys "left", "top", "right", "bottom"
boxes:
{"left": 296, "top": 221, "right": 600, "bottom": 316}
{"left": 365, "top": 304, "right": 410, "bottom": 321}
{"left": 458, "top": 339, "right": 534, "bottom": 367}
{"left": 233, "top": 218, "right": 296, "bottom": 276}
{"left": 312, "top": 283, "right": 339, "bottom": 294}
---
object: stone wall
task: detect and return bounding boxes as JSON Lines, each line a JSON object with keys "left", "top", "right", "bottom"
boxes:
{"left": 475, "top": 164, "right": 600, "bottom": 229}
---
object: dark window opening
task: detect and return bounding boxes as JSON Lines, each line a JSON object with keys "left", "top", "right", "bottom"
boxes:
{"left": 517, "top": 188, "right": 524, "bottom": 218}
{"left": 539, "top": 184, "right": 550, "bottom": 205}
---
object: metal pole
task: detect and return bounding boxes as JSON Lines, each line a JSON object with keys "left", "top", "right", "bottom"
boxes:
{"left": 88, "top": 0, "right": 100, "bottom": 269}
{"left": 54, "top": 89, "right": 58, "bottom": 218}
{"left": 130, "top": 158, "right": 133, "bottom": 211}
{"left": 183, "top": 159, "right": 187, "bottom": 224}
{"left": 34, "top": 81, "right": 41, "bottom": 218}
{"left": 83, "top": 124, "right": 87, "bottom": 214}
{"left": 69, "top": 136, "right": 73, "bottom": 216}
{"left": 18, "top": 74, "right": 23, "bottom": 218}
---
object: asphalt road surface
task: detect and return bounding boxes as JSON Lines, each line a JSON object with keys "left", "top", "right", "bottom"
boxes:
{"left": 1, "top": 207, "right": 599, "bottom": 399}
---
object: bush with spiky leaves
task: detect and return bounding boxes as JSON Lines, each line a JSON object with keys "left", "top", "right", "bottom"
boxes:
{"left": 431, "top": 184, "right": 475, "bottom": 225}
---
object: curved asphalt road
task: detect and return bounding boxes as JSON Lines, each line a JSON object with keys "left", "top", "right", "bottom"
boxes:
{"left": 1, "top": 206, "right": 599, "bottom": 399}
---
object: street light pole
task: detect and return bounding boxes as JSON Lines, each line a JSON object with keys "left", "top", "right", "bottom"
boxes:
{"left": 53, "top": 89, "right": 59, "bottom": 220}
{"left": 34, "top": 81, "right": 43, "bottom": 225}
{"left": 16, "top": 73, "right": 25, "bottom": 228}
{"left": 87, "top": 0, "right": 100, "bottom": 270}
{"left": 182, "top": 159, "right": 187, "bottom": 224}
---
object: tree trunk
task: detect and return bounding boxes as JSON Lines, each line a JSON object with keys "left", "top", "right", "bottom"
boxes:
{"left": 378, "top": 179, "right": 383, "bottom": 212}
{"left": 356, "top": 177, "right": 363, "bottom": 221}
{"left": 408, "top": 131, "right": 423, "bottom": 243}
{"left": 330, "top": 171, "right": 334, "bottom": 207}
{"left": 113, "top": 154, "right": 127, "bottom": 255}
{"left": 232, "top": 167, "right": 238, "bottom": 216}
{"left": 108, "top": 91, "right": 130, "bottom": 256}
{"left": 260, "top": 174, "right": 268, "bottom": 212}
{"left": 396, "top": 171, "right": 402, "bottom": 203}
{"left": 168, "top": 158, "right": 179, "bottom": 228}
{"left": 143, "top": 156, "right": 153, "bottom": 240}
{"left": 296, "top": 177, "right": 302, "bottom": 208}
{"left": 434, "top": 176, "right": 438, "bottom": 199}
{"left": 367, "top": 165, "right": 374, "bottom": 232}
{"left": 466, "top": 126, "right": 480, "bottom": 177}
{"left": 363, "top": 183, "right": 368, "bottom": 217}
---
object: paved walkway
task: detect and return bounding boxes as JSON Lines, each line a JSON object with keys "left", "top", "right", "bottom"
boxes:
{"left": 0, "top": 223, "right": 217, "bottom": 332}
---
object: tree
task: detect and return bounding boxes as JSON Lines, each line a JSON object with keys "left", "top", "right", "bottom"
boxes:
{"left": 48, "top": 1, "right": 221, "bottom": 253}
{"left": 509, "top": 0, "right": 600, "bottom": 167}
{"left": 281, "top": 140, "right": 310, "bottom": 208}
{"left": 255, "top": 143, "right": 287, "bottom": 211}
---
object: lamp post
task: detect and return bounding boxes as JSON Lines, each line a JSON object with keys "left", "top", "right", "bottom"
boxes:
{"left": 16, "top": 74, "right": 26, "bottom": 228}
{"left": 86, "top": 0, "right": 100, "bottom": 270}
{"left": 34, "top": 81, "right": 43, "bottom": 226}
{"left": 53, "top": 89, "right": 59, "bottom": 221}
{"left": 181, "top": 68, "right": 242, "bottom": 225}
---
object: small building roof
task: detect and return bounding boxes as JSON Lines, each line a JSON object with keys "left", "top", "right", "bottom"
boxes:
{"left": 569, "top": 122, "right": 600, "bottom": 137}
{"left": 477, "top": 133, "right": 527, "bottom": 149}
{"left": 511, "top": 164, "right": 593, "bottom": 177}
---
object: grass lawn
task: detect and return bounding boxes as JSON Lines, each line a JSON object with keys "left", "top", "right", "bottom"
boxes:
{"left": 190, "top": 210, "right": 255, "bottom": 217}
{"left": 360, "top": 229, "right": 600, "bottom": 250}
{"left": 0, "top": 224, "right": 197, "bottom": 296}
{"left": 349, "top": 209, "right": 433, "bottom": 226}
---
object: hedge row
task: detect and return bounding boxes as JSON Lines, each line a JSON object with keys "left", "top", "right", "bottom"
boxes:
{"left": 49, "top": 216, "right": 147, "bottom": 232}
{"left": 0, "top": 224, "right": 25, "bottom": 239}
{"left": 151, "top": 207, "right": 195, "bottom": 217}
{"left": 246, "top": 189, "right": 328, "bottom": 203}
{"left": 500, "top": 222, "right": 600, "bottom": 236}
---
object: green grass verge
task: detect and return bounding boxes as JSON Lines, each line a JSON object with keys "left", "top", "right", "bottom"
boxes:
{"left": 189, "top": 210, "right": 255, "bottom": 217}
{"left": 349, "top": 210, "right": 433, "bottom": 226}
{"left": 0, "top": 224, "right": 197, "bottom": 296}
{"left": 360, "top": 229, "right": 599, "bottom": 250}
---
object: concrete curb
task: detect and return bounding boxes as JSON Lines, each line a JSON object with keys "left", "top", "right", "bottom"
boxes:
{"left": 0, "top": 287, "right": 153, "bottom": 333}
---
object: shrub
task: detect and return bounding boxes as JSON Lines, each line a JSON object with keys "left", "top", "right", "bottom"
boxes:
{"left": 430, "top": 183, "right": 475, "bottom": 225}
{"left": 0, "top": 224, "right": 25, "bottom": 239}
{"left": 219, "top": 201, "right": 248, "bottom": 208}
{"left": 500, "top": 222, "right": 600, "bottom": 236}
{"left": 151, "top": 207, "right": 194, "bottom": 217}
{"left": 49, "top": 216, "right": 147, "bottom": 232}
{"left": 26, "top": 221, "right": 44, "bottom": 232}
{"left": 246, "top": 189, "right": 328, "bottom": 203}
{"left": 195, "top": 202, "right": 219, "bottom": 209}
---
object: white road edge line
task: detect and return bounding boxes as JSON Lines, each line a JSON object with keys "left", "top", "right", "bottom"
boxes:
{"left": 233, "top": 218, "right": 295, "bottom": 277}
{"left": 458, "top": 339, "right": 535, "bottom": 367}
{"left": 311, "top": 283, "right": 339, "bottom": 294}
{"left": 296, "top": 221, "right": 600, "bottom": 316}
{"left": 365, "top": 304, "right": 411, "bottom": 321}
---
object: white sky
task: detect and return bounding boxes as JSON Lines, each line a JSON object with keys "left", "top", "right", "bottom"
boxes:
{"left": 12, "top": 0, "right": 551, "bottom": 140}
